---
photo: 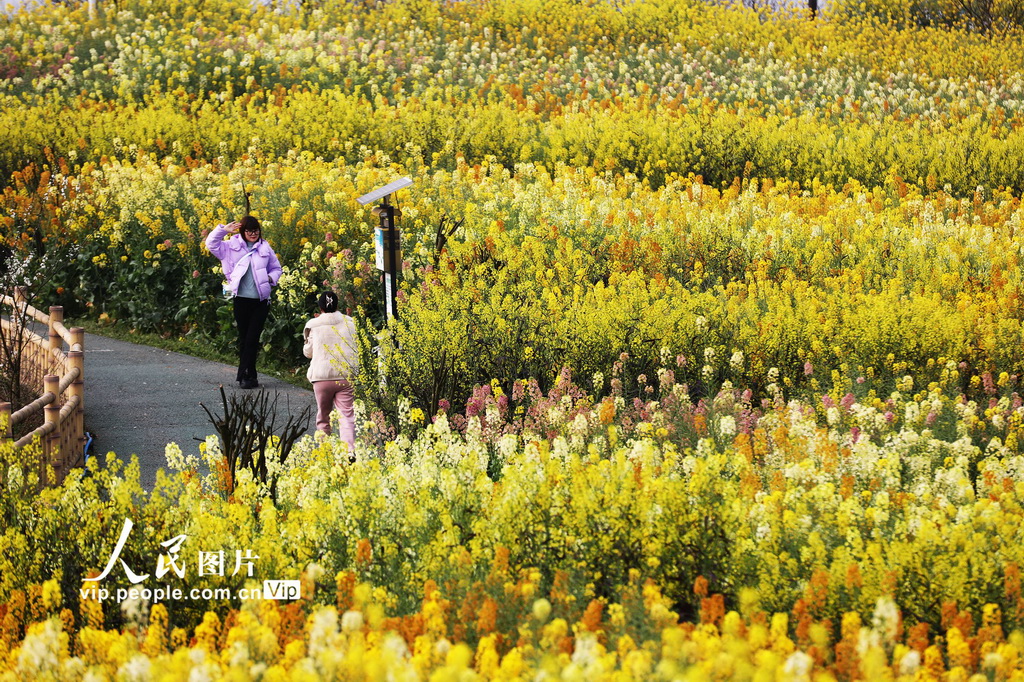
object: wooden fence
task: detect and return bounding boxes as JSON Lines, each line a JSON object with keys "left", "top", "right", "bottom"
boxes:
{"left": 0, "top": 286, "right": 85, "bottom": 485}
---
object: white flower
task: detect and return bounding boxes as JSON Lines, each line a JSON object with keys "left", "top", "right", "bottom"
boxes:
{"left": 16, "top": 619, "right": 63, "bottom": 677}
{"left": 571, "top": 633, "right": 601, "bottom": 667}
{"left": 306, "top": 563, "right": 325, "bottom": 581}
{"left": 983, "top": 651, "right": 1004, "bottom": 669}
{"left": 783, "top": 651, "right": 813, "bottom": 680}
{"left": 717, "top": 415, "right": 737, "bottom": 439}
{"left": 433, "top": 638, "right": 452, "bottom": 657}
{"left": 730, "top": 350, "right": 744, "bottom": 372}
{"left": 872, "top": 596, "right": 900, "bottom": 644}
{"left": 341, "top": 610, "right": 364, "bottom": 633}
{"left": 899, "top": 650, "right": 921, "bottom": 675}
{"left": 702, "top": 364, "right": 714, "bottom": 383}
{"left": 116, "top": 655, "right": 152, "bottom": 682}
{"left": 308, "top": 607, "right": 339, "bottom": 657}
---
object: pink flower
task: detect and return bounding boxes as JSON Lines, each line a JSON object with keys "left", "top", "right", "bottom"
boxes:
{"left": 804, "top": 362, "right": 814, "bottom": 376}
{"left": 192, "top": 270, "right": 200, "bottom": 278}
{"left": 325, "top": 232, "right": 333, "bottom": 241}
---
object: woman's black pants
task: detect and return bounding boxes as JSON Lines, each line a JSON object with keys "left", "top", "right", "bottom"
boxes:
{"left": 233, "top": 296, "right": 270, "bottom": 382}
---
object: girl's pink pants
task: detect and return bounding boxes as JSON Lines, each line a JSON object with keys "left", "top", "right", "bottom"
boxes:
{"left": 313, "top": 379, "right": 355, "bottom": 451}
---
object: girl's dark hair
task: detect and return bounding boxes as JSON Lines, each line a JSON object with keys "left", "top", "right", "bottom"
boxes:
{"left": 318, "top": 290, "right": 339, "bottom": 313}
{"left": 240, "top": 215, "right": 261, "bottom": 236}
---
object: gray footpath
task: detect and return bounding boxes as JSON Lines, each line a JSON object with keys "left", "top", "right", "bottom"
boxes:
{"left": 83, "top": 333, "right": 316, "bottom": 489}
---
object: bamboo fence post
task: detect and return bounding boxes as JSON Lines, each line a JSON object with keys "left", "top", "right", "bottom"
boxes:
{"left": 0, "top": 401, "right": 10, "bottom": 442}
{"left": 70, "top": 327, "right": 85, "bottom": 466}
{"left": 43, "top": 374, "right": 60, "bottom": 482}
{"left": 49, "top": 306, "right": 63, "bottom": 353}
{"left": 12, "top": 285, "right": 26, "bottom": 315}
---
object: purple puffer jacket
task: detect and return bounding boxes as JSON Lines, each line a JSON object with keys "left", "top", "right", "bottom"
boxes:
{"left": 205, "top": 225, "right": 282, "bottom": 300}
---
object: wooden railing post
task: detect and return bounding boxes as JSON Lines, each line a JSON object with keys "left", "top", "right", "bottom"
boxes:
{"left": 70, "top": 327, "right": 85, "bottom": 466}
{"left": 43, "top": 374, "right": 60, "bottom": 482}
{"left": 49, "top": 306, "right": 64, "bottom": 353}
{"left": 12, "top": 285, "right": 26, "bottom": 312}
{"left": 3, "top": 291, "right": 88, "bottom": 484}
{"left": 0, "top": 401, "right": 10, "bottom": 442}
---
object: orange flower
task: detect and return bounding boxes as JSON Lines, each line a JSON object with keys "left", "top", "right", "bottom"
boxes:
{"left": 735, "top": 432, "right": 753, "bottom": 462}
{"left": 952, "top": 609, "right": 974, "bottom": 637}
{"left": 907, "top": 622, "right": 929, "bottom": 655}
{"left": 839, "top": 475, "right": 855, "bottom": 499}
{"left": 581, "top": 599, "right": 604, "bottom": 632}
{"left": 941, "top": 600, "right": 959, "bottom": 631}
{"left": 423, "top": 579, "right": 439, "bottom": 603}
{"left": 792, "top": 599, "right": 810, "bottom": 644}
{"left": 1006, "top": 563, "right": 1021, "bottom": 604}
{"left": 844, "top": 563, "right": 862, "bottom": 591}
{"left": 476, "top": 597, "right": 498, "bottom": 635}
{"left": 700, "top": 594, "right": 725, "bottom": 628}
{"left": 336, "top": 571, "right": 356, "bottom": 613}
{"left": 488, "top": 546, "right": 510, "bottom": 587}
{"left": 550, "top": 570, "right": 573, "bottom": 611}
{"left": 355, "top": 538, "right": 372, "bottom": 566}
{"left": 278, "top": 602, "right": 306, "bottom": 649}
{"left": 808, "top": 568, "right": 830, "bottom": 613}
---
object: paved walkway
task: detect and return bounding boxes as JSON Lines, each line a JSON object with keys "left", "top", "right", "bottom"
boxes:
{"left": 83, "top": 333, "right": 316, "bottom": 489}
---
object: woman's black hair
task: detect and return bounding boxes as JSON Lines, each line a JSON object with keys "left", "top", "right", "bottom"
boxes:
{"left": 240, "top": 215, "right": 261, "bottom": 237}
{"left": 318, "top": 290, "right": 339, "bottom": 313}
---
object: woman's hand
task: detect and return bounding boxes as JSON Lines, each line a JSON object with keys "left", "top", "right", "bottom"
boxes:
{"left": 226, "top": 221, "right": 242, "bottom": 235}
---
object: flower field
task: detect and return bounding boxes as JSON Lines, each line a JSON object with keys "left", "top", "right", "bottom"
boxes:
{"left": 4, "top": 0, "right": 1024, "bottom": 678}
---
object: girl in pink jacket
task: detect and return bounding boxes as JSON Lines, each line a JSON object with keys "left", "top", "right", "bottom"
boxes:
{"left": 303, "top": 291, "right": 358, "bottom": 451}
{"left": 205, "top": 216, "right": 282, "bottom": 389}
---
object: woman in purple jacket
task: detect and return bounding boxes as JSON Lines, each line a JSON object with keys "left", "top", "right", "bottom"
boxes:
{"left": 205, "top": 216, "right": 282, "bottom": 389}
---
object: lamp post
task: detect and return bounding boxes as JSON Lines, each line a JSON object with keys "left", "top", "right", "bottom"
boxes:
{"left": 357, "top": 177, "right": 413, "bottom": 323}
